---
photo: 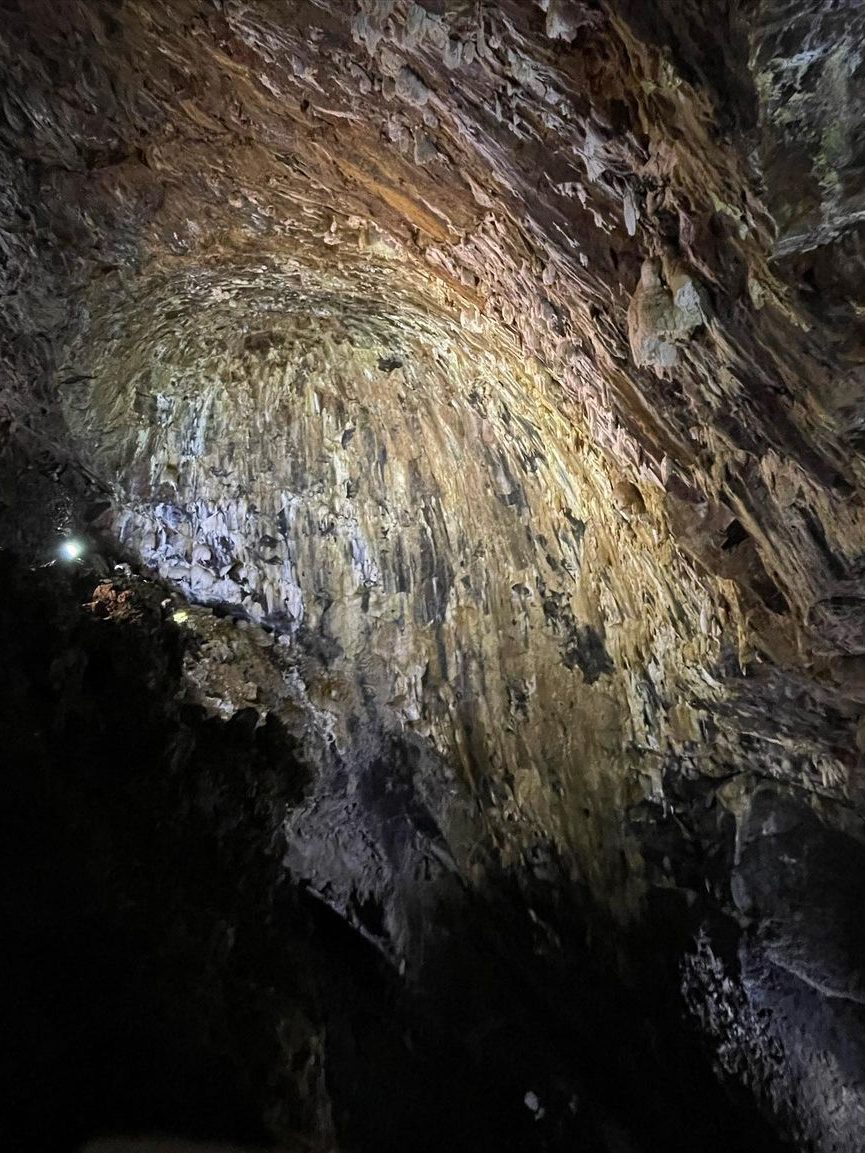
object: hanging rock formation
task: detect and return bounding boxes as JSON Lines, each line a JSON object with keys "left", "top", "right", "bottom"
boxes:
{"left": 2, "top": 2, "right": 865, "bottom": 1151}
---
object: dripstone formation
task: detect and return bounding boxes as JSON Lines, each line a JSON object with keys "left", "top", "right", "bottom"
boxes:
{"left": 2, "top": 3, "right": 865, "bottom": 1151}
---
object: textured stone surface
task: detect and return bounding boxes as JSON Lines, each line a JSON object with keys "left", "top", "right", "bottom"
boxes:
{"left": 2, "top": 2, "right": 865, "bottom": 1150}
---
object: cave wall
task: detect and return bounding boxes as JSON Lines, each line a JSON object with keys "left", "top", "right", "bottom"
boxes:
{"left": 60, "top": 264, "right": 725, "bottom": 915}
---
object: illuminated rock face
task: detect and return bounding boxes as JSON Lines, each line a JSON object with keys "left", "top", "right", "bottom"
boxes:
{"left": 2, "top": 2, "right": 865, "bottom": 1151}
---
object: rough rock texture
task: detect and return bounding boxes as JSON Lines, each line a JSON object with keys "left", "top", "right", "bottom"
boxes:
{"left": 2, "top": 1, "right": 865, "bottom": 1151}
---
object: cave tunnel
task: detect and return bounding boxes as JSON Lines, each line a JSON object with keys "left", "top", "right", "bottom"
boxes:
{"left": 3, "top": 2, "right": 865, "bottom": 1152}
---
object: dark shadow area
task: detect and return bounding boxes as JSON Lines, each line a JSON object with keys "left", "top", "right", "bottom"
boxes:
{"left": 0, "top": 552, "right": 794, "bottom": 1153}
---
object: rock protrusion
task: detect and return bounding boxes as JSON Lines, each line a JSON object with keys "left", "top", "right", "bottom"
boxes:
{"left": 627, "top": 257, "right": 709, "bottom": 369}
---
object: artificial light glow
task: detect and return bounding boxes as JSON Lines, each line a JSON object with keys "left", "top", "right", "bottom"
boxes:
{"left": 59, "top": 538, "right": 84, "bottom": 561}
{"left": 172, "top": 609, "right": 190, "bottom": 624}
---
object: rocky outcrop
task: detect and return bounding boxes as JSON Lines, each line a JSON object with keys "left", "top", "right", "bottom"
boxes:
{"left": 627, "top": 257, "right": 709, "bottom": 368}
{"left": 1, "top": 2, "right": 865, "bottom": 1151}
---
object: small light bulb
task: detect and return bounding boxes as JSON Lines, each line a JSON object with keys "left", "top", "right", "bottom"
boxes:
{"left": 59, "top": 538, "right": 84, "bottom": 561}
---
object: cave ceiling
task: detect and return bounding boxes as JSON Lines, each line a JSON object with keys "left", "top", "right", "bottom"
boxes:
{"left": 3, "top": 1, "right": 865, "bottom": 1150}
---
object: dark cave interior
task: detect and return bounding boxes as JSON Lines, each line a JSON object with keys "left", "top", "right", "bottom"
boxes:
{"left": 3, "top": 554, "right": 794, "bottom": 1153}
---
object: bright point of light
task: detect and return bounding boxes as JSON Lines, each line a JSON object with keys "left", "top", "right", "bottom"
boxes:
{"left": 59, "top": 538, "right": 84, "bottom": 561}
{"left": 172, "top": 609, "right": 190, "bottom": 624}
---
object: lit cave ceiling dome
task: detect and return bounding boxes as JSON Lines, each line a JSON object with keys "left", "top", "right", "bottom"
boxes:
{"left": 3, "top": 3, "right": 865, "bottom": 1153}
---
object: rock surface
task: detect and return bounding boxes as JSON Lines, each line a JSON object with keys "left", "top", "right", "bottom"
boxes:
{"left": 1, "top": 2, "right": 865, "bottom": 1151}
